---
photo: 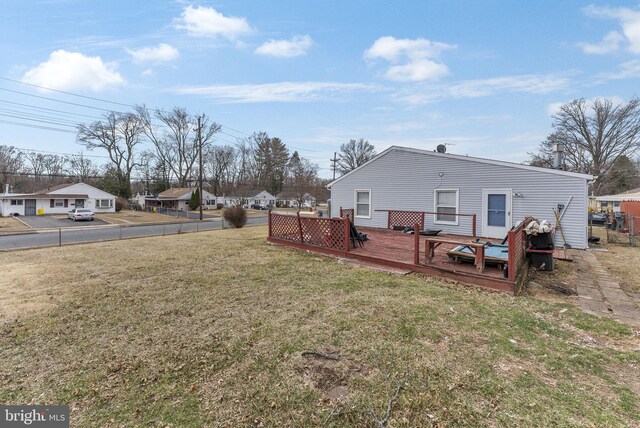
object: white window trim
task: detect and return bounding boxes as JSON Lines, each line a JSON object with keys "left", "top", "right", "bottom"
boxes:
{"left": 354, "top": 189, "right": 371, "bottom": 219}
{"left": 54, "top": 199, "right": 65, "bottom": 207}
{"left": 433, "top": 189, "right": 459, "bottom": 225}
{"left": 95, "top": 199, "right": 113, "bottom": 209}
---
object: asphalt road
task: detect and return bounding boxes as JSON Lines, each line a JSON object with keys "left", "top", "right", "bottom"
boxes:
{"left": 0, "top": 216, "right": 268, "bottom": 251}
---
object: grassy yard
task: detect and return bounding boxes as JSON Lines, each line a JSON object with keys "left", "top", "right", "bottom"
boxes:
{"left": 0, "top": 216, "right": 30, "bottom": 233}
{"left": 590, "top": 225, "right": 640, "bottom": 294}
{"left": 1, "top": 226, "right": 639, "bottom": 427}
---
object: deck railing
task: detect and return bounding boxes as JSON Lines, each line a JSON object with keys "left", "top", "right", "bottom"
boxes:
{"left": 268, "top": 211, "right": 350, "bottom": 252}
{"left": 375, "top": 209, "right": 477, "bottom": 238}
{"left": 507, "top": 221, "right": 527, "bottom": 282}
{"left": 339, "top": 207, "right": 354, "bottom": 220}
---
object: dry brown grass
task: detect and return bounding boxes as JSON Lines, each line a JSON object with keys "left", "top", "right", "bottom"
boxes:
{"left": 0, "top": 226, "right": 638, "bottom": 427}
{"left": 589, "top": 226, "right": 640, "bottom": 294}
{"left": 0, "top": 216, "right": 31, "bottom": 233}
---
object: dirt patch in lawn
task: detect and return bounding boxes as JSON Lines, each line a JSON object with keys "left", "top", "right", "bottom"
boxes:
{"left": 526, "top": 256, "right": 577, "bottom": 303}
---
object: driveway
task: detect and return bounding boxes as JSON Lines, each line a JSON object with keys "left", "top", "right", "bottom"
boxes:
{"left": 18, "top": 215, "right": 109, "bottom": 229}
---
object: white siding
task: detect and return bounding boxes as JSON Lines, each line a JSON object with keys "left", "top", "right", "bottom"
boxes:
{"left": 330, "top": 148, "right": 589, "bottom": 249}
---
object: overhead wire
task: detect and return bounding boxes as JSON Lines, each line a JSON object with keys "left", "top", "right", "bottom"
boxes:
{"left": 0, "top": 76, "right": 333, "bottom": 165}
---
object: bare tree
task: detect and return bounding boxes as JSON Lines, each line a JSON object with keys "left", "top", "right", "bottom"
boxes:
{"left": 137, "top": 106, "right": 221, "bottom": 188}
{"left": 205, "top": 145, "right": 236, "bottom": 196}
{"left": 530, "top": 97, "right": 640, "bottom": 194}
{"left": 68, "top": 152, "right": 99, "bottom": 184}
{"left": 0, "top": 145, "right": 24, "bottom": 191}
{"left": 77, "top": 112, "right": 144, "bottom": 198}
{"left": 337, "top": 138, "right": 376, "bottom": 175}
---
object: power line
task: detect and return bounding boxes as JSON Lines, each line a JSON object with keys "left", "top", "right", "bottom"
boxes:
{"left": 0, "top": 76, "right": 135, "bottom": 108}
{"left": 0, "top": 119, "right": 76, "bottom": 134}
{"left": 0, "top": 77, "right": 332, "bottom": 163}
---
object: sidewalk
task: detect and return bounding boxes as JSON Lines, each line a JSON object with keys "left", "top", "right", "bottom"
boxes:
{"left": 575, "top": 250, "right": 640, "bottom": 327}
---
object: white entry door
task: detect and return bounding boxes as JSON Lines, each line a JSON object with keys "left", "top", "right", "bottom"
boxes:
{"left": 482, "top": 189, "right": 512, "bottom": 239}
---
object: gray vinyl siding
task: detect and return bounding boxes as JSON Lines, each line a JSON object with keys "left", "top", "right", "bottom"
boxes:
{"left": 330, "top": 148, "right": 589, "bottom": 249}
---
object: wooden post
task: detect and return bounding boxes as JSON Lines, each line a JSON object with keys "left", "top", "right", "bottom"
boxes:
{"left": 472, "top": 214, "right": 477, "bottom": 239}
{"left": 387, "top": 211, "right": 391, "bottom": 229}
{"left": 297, "top": 212, "right": 304, "bottom": 243}
{"left": 413, "top": 223, "right": 420, "bottom": 265}
{"left": 267, "top": 210, "right": 272, "bottom": 238}
{"left": 343, "top": 217, "right": 350, "bottom": 253}
{"left": 475, "top": 245, "right": 485, "bottom": 273}
{"left": 507, "top": 230, "right": 515, "bottom": 282}
{"left": 340, "top": 207, "right": 343, "bottom": 218}
{"left": 421, "top": 213, "right": 425, "bottom": 230}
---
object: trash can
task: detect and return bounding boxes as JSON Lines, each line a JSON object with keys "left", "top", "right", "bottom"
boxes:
{"left": 526, "top": 249, "right": 554, "bottom": 271}
{"left": 528, "top": 232, "right": 554, "bottom": 250}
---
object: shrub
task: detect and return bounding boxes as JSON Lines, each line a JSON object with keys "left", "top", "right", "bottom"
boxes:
{"left": 223, "top": 206, "right": 247, "bottom": 228}
{"left": 115, "top": 197, "right": 126, "bottom": 212}
{"left": 188, "top": 188, "right": 200, "bottom": 211}
{"left": 216, "top": 203, "right": 224, "bottom": 210}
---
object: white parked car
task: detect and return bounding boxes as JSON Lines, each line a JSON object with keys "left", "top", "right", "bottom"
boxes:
{"left": 68, "top": 208, "right": 95, "bottom": 221}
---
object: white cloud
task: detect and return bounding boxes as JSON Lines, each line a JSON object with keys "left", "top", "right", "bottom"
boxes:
{"left": 598, "top": 59, "right": 640, "bottom": 80}
{"left": 22, "top": 50, "right": 124, "bottom": 92}
{"left": 141, "top": 69, "right": 155, "bottom": 77}
{"left": 255, "top": 35, "right": 313, "bottom": 57}
{"left": 173, "top": 6, "right": 252, "bottom": 39}
{"left": 364, "top": 36, "right": 455, "bottom": 82}
{"left": 582, "top": 5, "right": 640, "bottom": 54}
{"left": 172, "top": 81, "right": 375, "bottom": 103}
{"left": 126, "top": 43, "right": 179, "bottom": 63}
{"left": 579, "top": 31, "right": 624, "bottom": 54}
{"left": 385, "top": 59, "right": 449, "bottom": 82}
{"left": 396, "top": 73, "right": 570, "bottom": 105}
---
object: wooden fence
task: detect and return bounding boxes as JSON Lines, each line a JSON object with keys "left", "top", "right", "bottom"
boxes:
{"left": 268, "top": 211, "right": 350, "bottom": 252}
{"left": 507, "top": 221, "right": 527, "bottom": 282}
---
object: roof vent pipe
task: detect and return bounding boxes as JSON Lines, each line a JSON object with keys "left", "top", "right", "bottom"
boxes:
{"left": 4, "top": 184, "right": 9, "bottom": 195}
{"left": 552, "top": 143, "right": 564, "bottom": 170}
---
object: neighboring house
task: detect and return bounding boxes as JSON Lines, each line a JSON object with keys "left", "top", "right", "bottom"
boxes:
{"left": 219, "top": 190, "right": 276, "bottom": 208}
{"left": 276, "top": 191, "right": 317, "bottom": 208}
{"left": 145, "top": 188, "right": 217, "bottom": 211}
{"left": 0, "top": 182, "right": 117, "bottom": 217}
{"left": 327, "top": 146, "right": 593, "bottom": 249}
{"left": 595, "top": 187, "right": 640, "bottom": 212}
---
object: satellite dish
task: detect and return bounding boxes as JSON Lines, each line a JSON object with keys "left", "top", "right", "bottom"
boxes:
{"left": 436, "top": 144, "right": 447, "bottom": 153}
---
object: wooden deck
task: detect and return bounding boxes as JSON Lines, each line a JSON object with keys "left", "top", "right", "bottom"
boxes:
{"left": 269, "top": 227, "right": 519, "bottom": 293}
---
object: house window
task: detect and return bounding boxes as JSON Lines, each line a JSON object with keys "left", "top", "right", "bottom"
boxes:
{"left": 10, "top": 199, "right": 23, "bottom": 206}
{"left": 355, "top": 190, "right": 371, "bottom": 218}
{"left": 54, "top": 199, "right": 64, "bottom": 207}
{"left": 96, "top": 199, "right": 113, "bottom": 208}
{"left": 434, "top": 189, "right": 459, "bottom": 224}
{"left": 600, "top": 201, "right": 609, "bottom": 208}
{"left": 613, "top": 201, "right": 620, "bottom": 208}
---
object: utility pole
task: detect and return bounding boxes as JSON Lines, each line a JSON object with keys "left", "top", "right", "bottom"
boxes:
{"left": 198, "top": 115, "right": 203, "bottom": 221}
{"left": 330, "top": 152, "right": 338, "bottom": 181}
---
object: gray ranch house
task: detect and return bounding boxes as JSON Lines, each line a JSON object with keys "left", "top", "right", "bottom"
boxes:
{"left": 328, "top": 146, "right": 592, "bottom": 249}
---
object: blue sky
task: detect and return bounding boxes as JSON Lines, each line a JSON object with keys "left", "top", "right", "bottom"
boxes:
{"left": 1, "top": 1, "right": 639, "bottom": 177}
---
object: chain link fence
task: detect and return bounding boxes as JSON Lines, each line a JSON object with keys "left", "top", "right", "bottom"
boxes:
{"left": 589, "top": 214, "right": 639, "bottom": 246}
{"left": 0, "top": 215, "right": 268, "bottom": 251}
